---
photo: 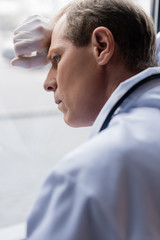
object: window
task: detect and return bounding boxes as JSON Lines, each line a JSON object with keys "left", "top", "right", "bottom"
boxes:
{"left": 133, "top": 0, "right": 152, "bottom": 15}
{"left": 133, "top": 0, "right": 159, "bottom": 32}
{"left": 0, "top": 0, "right": 89, "bottom": 235}
{"left": 0, "top": 0, "right": 158, "bottom": 239}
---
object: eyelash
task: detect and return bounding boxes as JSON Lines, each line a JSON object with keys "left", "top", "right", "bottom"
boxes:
{"left": 52, "top": 55, "right": 61, "bottom": 67}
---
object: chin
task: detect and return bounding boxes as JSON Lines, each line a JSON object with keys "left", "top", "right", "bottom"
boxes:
{"left": 64, "top": 115, "right": 94, "bottom": 128}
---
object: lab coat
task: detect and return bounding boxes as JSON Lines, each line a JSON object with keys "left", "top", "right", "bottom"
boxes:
{"left": 27, "top": 67, "right": 160, "bottom": 240}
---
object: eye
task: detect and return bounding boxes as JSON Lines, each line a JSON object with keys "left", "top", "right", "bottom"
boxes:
{"left": 53, "top": 55, "right": 61, "bottom": 65}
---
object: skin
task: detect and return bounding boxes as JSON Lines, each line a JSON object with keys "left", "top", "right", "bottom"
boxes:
{"left": 44, "top": 15, "right": 137, "bottom": 127}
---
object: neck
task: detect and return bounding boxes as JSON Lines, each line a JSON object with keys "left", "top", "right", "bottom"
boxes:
{"left": 102, "top": 62, "right": 143, "bottom": 101}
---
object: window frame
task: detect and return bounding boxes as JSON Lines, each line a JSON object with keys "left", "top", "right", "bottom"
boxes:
{"left": 152, "top": 0, "right": 160, "bottom": 32}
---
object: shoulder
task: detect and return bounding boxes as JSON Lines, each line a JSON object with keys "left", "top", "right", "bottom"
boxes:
{"left": 54, "top": 106, "right": 160, "bottom": 192}
{"left": 28, "top": 108, "right": 160, "bottom": 239}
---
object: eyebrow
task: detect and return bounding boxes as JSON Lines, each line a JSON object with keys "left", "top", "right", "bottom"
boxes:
{"left": 47, "top": 47, "right": 64, "bottom": 61}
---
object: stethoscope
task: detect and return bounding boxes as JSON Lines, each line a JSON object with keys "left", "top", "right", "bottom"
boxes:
{"left": 99, "top": 73, "right": 160, "bottom": 132}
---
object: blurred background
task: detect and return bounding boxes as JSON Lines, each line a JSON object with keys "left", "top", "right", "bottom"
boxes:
{"left": 0, "top": 0, "right": 90, "bottom": 232}
{"left": 0, "top": 0, "right": 157, "bottom": 238}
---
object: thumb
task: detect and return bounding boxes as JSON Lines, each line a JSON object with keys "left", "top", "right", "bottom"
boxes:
{"left": 11, "top": 56, "right": 49, "bottom": 68}
{"left": 11, "top": 57, "right": 31, "bottom": 68}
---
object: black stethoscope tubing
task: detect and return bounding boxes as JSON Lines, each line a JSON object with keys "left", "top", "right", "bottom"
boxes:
{"left": 99, "top": 73, "right": 160, "bottom": 132}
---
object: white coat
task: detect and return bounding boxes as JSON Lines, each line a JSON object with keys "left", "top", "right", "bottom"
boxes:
{"left": 27, "top": 67, "right": 160, "bottom": 240}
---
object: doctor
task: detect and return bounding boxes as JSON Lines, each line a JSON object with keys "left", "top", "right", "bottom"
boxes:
{"left": 12, "top": 0, "right": 160, "bottom": 239}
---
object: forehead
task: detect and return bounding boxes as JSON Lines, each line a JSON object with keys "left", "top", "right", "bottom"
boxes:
{"left": 50, "top": 15, "right": 69, "bottom": 51}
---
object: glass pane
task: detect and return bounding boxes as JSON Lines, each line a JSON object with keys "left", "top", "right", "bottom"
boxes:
{"left": 0, "top": 0, "right": 156, "bottom": 232}
{"left": 0, "top": 0, "right": 89, "bottom": 230}
{"left": 133, "top": 0, "right": 152, "bottom": 15}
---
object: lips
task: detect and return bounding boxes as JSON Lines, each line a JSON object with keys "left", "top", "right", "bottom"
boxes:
{"left": 55, "top": 97, "right": 62, "bottom": 105}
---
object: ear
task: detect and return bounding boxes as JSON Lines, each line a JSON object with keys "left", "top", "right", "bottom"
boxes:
{"left": 91, "top": 27, "right": 115, "bottom": 65}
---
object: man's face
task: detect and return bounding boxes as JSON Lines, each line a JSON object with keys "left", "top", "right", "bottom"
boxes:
{"left": 44, "top": 16, "right": 107, "bottom": 127}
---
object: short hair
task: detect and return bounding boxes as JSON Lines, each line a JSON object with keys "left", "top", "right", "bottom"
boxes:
{"left": 54, "top": 0, "right": 158, "bottom": 72}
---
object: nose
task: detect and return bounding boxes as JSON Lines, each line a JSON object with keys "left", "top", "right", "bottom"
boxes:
{"left": 43, "top": 67, "right": 57, "bottom": 92}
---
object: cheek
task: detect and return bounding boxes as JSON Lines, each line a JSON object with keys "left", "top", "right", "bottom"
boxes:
{"left": 56, "top": 55, "right": 104, "bottom": 126}
{"left": 57, "top": 65, "right": 79, "bottom": 104}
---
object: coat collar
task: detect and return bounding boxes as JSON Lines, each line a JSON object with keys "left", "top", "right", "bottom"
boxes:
{"left": 89, "top": 67, "right": 160, "bottom": 139}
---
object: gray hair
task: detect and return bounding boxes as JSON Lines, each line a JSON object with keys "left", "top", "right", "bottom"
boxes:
{"left": 54, "top": 0, "right": 158, "bottom": 71}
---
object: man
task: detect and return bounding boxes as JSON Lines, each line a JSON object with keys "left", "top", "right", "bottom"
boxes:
{"left": 12, "top": 0, "right": 160, "bottom": 239}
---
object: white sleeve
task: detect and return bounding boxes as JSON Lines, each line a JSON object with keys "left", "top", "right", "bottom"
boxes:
{"left": 26, "top": 155, "right": 160, "bottom": 240}
{"left": 26, "top": 114, "right": 160, "bottom": 240}
{"left": 27, "top": 171, "right": 95, "bottom": 240}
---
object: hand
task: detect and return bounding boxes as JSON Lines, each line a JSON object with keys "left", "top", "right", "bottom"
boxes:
{"left": 11, "top": 15, "right": 52, "bottom": 68}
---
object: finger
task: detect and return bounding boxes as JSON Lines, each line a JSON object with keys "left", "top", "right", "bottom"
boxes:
{"left": 14, "top": 16, "right": 41, "bottom": 34}
{"left": 14, "top": 23, "right": 33, "bottom": 35}
{"left": 14, "top": 39, "right": 43, "bottom": 56}
{"left": 11, "top": 56, "right": 49, "bottom": 68}
{"left": 13, "top": 31, "right": 32, "bottom": 44}
{"left": 14, "top": 15, "right": 49, "bottom": 35}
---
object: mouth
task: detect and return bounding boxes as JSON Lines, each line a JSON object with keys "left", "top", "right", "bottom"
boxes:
{"left": 55, "top": 98, "right": 62, "bottom": 105}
